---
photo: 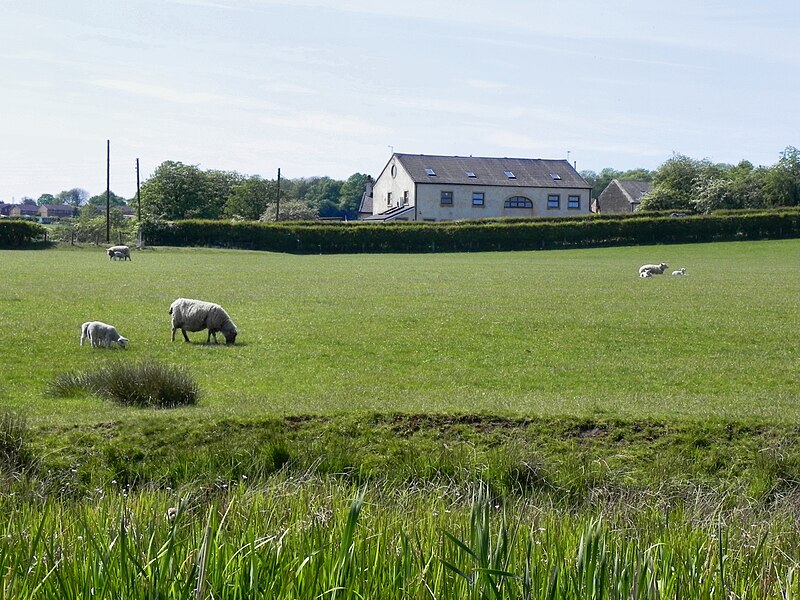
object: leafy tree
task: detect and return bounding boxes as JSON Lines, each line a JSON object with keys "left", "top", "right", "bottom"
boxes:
{"left": 36, "top": 193, "right": 56, "bottom": 206}
{"left": 691, "top": 178, "right": 740, "bottom": 214}
{"left": 339, "top": 173, "right": 370, "bottom": 219}
{"left": 21, "top": 197, "right": 37, "bottom": 206}
{"left": 223, "top": 177, "right": 274, "bottom": 220}
{"left": 140, "top": 161, "right": 211, "bottom": 220}
{"left": 56, "top": 188, "right": 89, "bottom": 207}
{"left": 87, "top": 191, "right": 128, "bottom": 208}
{"left": 260, "top": 200, "right": 317, "bottom": 222}
{"left": 304, "top": 177, "right": 343, "bottom": 218}
{"left": 764, "top": 146, "right": 800, "bottom": 206}
{"left": 204, "top": 169, "right": 244, "bottom": 219}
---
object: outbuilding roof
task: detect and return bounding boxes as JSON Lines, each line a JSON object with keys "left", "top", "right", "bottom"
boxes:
{"left": 392, "top": 154, "right": 589, "bottom": 189}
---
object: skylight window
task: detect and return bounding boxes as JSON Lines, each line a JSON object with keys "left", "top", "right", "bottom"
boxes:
{"left": 504, "top": 170, "right": 516, "bottom": 179}
{"left": 466, "top": 171, "right": 476, "bottom": 178}
{"left": 425, "top": 168, "right": 436, "bottom": 176}
{"left": 549, "top": 173, "right": 562, "bottom": 181}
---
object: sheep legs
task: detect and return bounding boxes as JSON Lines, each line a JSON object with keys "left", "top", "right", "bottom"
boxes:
{"left": 172, "top": 327, "right": 191, "bottom": 343}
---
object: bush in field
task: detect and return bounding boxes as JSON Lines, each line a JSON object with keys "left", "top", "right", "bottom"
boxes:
{"left": 50, "top": 360, "right": 200, "bottom": 408}
{"left": 0, "top": 411, "right": 35, "bottom": 477}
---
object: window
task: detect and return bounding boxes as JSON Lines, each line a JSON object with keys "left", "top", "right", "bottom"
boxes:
{"left": 568, "top": 195, "right": 581, "bottom": 209}
{"left": 440, "top": 191, "right": 453, "bottom": 205}
{"left": 472, "top": 192, "right": 485, "bottom": 206}
{"left": 504, "top": 170, "right": 516, "bottom": 179}
{"left": 549, "top": 173, "right": 561, "bottom": 181}
{"left": 387, "top": 192, "right": 392, "bottom": 206}
{"left": 391, "top": 164, "right": 397, "bottom": 178}
{"left": 403, "top": 190, "right": 409, "bottom": 205}
{"left": 465, "top": 171, "right": 476, "bottom": 178}
{"left": 425, "top": 168, "right": 436, "bottom": 176}
{"left": 505, "top": 196, "right": 532, "bottom": 208}
{"left": 547, "top": 194, "right": 560, "bottom": 209}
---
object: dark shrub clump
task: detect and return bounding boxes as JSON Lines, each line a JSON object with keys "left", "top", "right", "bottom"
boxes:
{"left": 50, "top": 360, "right": 200, "bottom": 408}
{"left": 0, "top": 411, "right": 35, "bottom": 477}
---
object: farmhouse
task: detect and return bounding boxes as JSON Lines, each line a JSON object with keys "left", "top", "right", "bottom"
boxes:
{"left": 38, "top": 204, "right": 75, "bottom": 219}
{"left": 363, "top": 153, "right": 591, "bottom": 222}
{"left": 594, "top": 179, "right": 652, "bottom": 213}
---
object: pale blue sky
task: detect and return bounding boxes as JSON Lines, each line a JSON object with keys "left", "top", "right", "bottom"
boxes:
{"left": 1, "top": 0, "right": 798, "bottom": 201}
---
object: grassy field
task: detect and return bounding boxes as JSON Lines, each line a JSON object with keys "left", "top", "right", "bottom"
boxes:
{"left": 1, "top": 240, "right": 799, "bottom": 425}
{"left": 2, "top": 241, "right": 800, "bottom": 597}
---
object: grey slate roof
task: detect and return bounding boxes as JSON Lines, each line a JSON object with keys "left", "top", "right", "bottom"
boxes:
{"left": 393, "top": 154, "right": 589, "bottom": 189}
{"left": 615, "top": 180, "right": 652, "bottom": 202}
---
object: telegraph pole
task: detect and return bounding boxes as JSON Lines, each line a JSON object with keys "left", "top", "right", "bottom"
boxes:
{"left": 136, "top": 158, "right": 141, "bottom": 220}
{"left": 105, "top": 139, "right": 111, "bottom": 243}
{"left": 275, "top": 167, "right": 281, "bottom": 221}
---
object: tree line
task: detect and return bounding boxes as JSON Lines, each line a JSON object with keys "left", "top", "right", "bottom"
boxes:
{"left": 580, "top": 146, "right": 800, "bottom": 213}
{"left": 14, "top": 146, "right": 800, "bottom": 222}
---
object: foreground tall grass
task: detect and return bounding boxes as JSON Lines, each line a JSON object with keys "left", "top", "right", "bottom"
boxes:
{"left": 1, "top": 479, "right": 799, "bottom": 598}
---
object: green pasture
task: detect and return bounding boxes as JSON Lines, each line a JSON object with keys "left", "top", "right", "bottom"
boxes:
{"left": 1, "top": 240, "right": 798, "bottom": 426}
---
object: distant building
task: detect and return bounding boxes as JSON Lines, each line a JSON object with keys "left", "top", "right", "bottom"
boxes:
{"left": 8, "top": 204, "right": 39, "bottom": 218}
{"left": 594, "top": 179, "right": 652, "bottom": 213}
{"left": 363, "top": 153, "right": 591, "bottom": 222}
{"left": 38, "top": 204, "right": 75, "bottom": 219}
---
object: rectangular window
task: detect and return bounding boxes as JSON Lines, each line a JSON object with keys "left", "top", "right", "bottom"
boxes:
{"left": 547, "top": 194, "right": 560, "bottom": 209}
{"left": 472, "top": 192, "right": 485, "bottom": 206}
{"left": 425, "top": 168, "right": 436, "bottom": 176}
{"left": 403, "top": 190, "right": 409, "bottom": 205}
{"left": 440, "top": 191, "right": 453, "bottom": 205}
{"left": 387, "top": 192, "right": 392, "bottom": 206}
{"left": 504, "top": 170, "right": 516, "bottom": 179}
{"left": 568, "top": 195, "right": 580, "bottom": 209}
{"left": 466, "top": 171, "right": 476, "bottom": 178}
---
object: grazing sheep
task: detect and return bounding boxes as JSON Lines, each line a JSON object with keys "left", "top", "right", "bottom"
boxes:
{"left": 639, "top": 262, "right": 668, "bottom": 276}
{"left": 80, "top": 321, "right": 129, "bottom": 348}
{"left": 107, "top": 245, "right": 131, "bottom": 261}
{"left": 672, "top": 268, "right": 687, "bottom": 276}
{"left": 169, "top": 298, "right": 238, "bottom": 345}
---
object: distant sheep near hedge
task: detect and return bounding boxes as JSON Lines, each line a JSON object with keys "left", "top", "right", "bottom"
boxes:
{"left": 169, "top": 298, "right": 238, "bottom": 345}
{"left": 80, "top": 321, "right": 128, "bottom": 349}
{"left": 107, "top": 245, "right": 131, "bottom": 261}
{"left": 639, "top": 262, "right": 668, "bottom": 276}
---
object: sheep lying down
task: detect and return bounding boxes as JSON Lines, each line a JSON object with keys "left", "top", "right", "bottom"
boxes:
{"left": 639, "top": 262, "right": 668, "bottom": 276}
{"left": 169, "top": 298, "right": 238, "bottom": 345}
{"left": 80, "top": 321, "right": 128, "bottom": 348}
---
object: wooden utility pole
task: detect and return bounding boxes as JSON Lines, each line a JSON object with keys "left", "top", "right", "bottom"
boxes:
{"left": 275, "top": 167, "right": 281, "bottom": 221}
{"left": 105, "top": 139, "right": 111, "bottom": 243}
{"left": 136, "top": 158, "right": 141, "bottom": 220}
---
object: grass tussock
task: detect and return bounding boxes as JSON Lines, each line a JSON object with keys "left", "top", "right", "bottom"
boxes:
{"left": 0, "top": 411, "right": 34, "bottom": 478}
{"left": 50, "top": 360, "right": 200, "bottom": 408}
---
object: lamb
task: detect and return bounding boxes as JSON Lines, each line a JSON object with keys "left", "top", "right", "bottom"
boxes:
{"left": 107, "top": 245, "right": 131, "bottom": 261}
{"left": 638, "top": 262, "right": 668, "bottom": 276}
{"left": 640, "top": 270, "right": 653, "bottom": 278}
{"left": 169, "top": 298, "right": 238, "bottom": 345}
{"left": 111, "top": 251, "right": 127, "bottom": 261}
{"left": 672, "top": 268, "right": 686, "bottom": 276}
{"left": 80, "top": 321, "right": 129, "bottom": 348}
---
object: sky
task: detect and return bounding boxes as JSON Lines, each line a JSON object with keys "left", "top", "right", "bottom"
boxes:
{"left": 1, "top": 0, "right": 798, "bottom": 202}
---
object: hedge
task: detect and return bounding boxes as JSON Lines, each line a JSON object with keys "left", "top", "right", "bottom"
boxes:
{"left": 139, "top": 209, "right": 800, "bottom": 254}
{"left": 0, "top": 220, "right": 47, "bottom": 247}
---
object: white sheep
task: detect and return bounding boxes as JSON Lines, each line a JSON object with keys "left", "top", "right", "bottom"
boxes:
{"left": 672, "top": 268, "right": 686, "bottom": 276}
{"left": 169, "top": 298, "right": 238, "bottom": 345}
{"left": 639, "top": 262, "right": 668, "bottom": 276}
{"left": 80, "top": 321, "right": 129, "bottom": 348}
{"left": 107, "top": 245, "right": 131, "bottom": 261}
{"left": 640, "top": 270, "right": 653, "bottom": 278}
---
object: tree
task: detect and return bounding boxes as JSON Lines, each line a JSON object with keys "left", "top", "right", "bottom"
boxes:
{"left": 56, "top": 188, "right": 89, "bottom": 207}
{"left": 339, "top": 173, "right": 370, "bottom": 219}
{"left": 21, "top": 197, "right": 37, "bottom": 205}
{"left": 223, "top": 177, "right": 274, "bottom": 220}
{"left": 260, "top": 200, "right": 317, "bottom": 221}
{"left": 37, "top": 193, "right": 56, "bottom": 206}
{"left": 691, "top": 178, "right": 740, "bottom": 214}
{"left": 304, "top": 177, "right": 343, "bottom": 218}
{"left": 87, "top": 191, "right": 128, "bottom": 208}
{"left": 764, "top": 146, "right": 800, "bottom": 206}
{"left": 140, "top": 161, "right": 211, "bottom": 220}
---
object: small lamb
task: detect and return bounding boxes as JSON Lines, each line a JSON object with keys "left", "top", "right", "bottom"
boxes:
{"left": 107, "top": 245, "right": 131, "bottom": 261}
{"left": 639, "top": 262, "right": 668, "bottom": 276}
{"left": 672, "top": 268, "right": 686, "bottom": 276}
{"left": 111, "top": 251, "right": 127, "bottom": 261}
{"left": 80, "top": 321, "right": 129, "bottom": 348}
{"left": 640, "top": 270, "right": 653, "bottom": 278}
